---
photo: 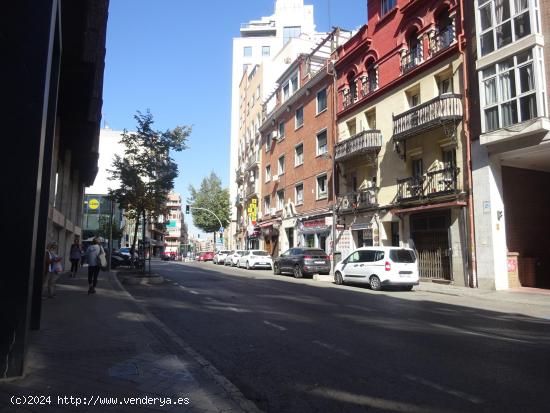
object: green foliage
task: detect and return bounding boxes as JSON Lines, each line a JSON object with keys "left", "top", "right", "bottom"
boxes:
{"left": 187, "top": 172, "right": 230, "bottom": 234}
{"left": 97, "top": 215, "right": 123, "bottom": 240}
{"left": 108, "top": 110, "right": 191, "bottom": 252}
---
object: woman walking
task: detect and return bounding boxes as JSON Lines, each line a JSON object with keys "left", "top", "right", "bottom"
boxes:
{"left": 69, "top": 238, "right": 82, "bottom": 277}
{"left": 44, "top": 242, "right": 62, "bottom": 298}
{"left": 85, "top": 237, "right": 103, "bottom": 294}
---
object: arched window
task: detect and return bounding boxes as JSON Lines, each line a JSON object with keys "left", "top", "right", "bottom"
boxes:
{"left": 367, "top": 63, "right": 378, "bottom": 93}
{"left": 402, "top": 29, "right": 422, "bottom": 73}
{"left": 347, "top": 72, "right": 357, "bottom": 101}
{"left": 434, "top": 9, "right": 454, "bottom": 52}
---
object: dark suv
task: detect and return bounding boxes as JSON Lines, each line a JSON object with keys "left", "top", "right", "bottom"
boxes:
{"left": 273, "top": 248, "right": 330, "bottom": 278}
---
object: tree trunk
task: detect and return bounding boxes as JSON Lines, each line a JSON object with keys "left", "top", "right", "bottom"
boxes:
{"left": 142, "top": 209, "right": 147, "bottom": 274}
{"left": 130, "top": 210, "right": 141, "bottom": 256}
{"left": 213, "top": 231, "right": 216, "bottom": 249}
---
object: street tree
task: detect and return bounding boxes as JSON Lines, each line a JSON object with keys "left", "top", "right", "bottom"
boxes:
{"left": 187, "top": 172, "right": 230, "bottom": 244}
{"left": 108, "top": 110, "right": 191, "bottom": 255}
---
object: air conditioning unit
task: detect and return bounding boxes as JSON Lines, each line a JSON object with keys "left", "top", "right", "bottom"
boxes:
{"left": 249, "top": 176, "right": 255, "bottom": 183}
{"left": 271, "top": 130, "right": 279, "bottom": 141}
{"left": 272, "top": 174, "right": 279, "bottom": 182}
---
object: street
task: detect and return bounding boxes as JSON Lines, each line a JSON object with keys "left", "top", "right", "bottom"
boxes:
{"left": 123, "top": 260, "right": 550, "bottom": 413}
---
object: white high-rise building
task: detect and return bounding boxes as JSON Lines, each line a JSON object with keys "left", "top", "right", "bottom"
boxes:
{"left": 228, "top": 0, "right": 321, "bottom": 248}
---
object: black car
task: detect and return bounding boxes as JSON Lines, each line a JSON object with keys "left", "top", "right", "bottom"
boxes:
{"left": 273, "top": 248, "right": 330, "bottom": 278}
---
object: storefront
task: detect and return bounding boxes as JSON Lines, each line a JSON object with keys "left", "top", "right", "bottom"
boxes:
{"left": 260, "top": 219, "right": 280, "bottom": 255}
{"left": 298, "top": 216, "right": 333, "bottom": 254}
{"left": 246, "top": 225, "right": 261, "bottom": 250}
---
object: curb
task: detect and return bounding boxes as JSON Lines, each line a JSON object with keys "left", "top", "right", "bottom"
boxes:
{"left": 110, "top": 272, "right": 263, "bottom": 413}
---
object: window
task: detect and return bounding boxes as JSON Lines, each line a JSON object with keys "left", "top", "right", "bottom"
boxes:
{"left": 243, "top": 46, "right": 252, "bottom": 57}
{"left": 438, "top": 77, "right": 453, "bottom": 95}
{"left": 317, "top": 174, "right": 328, "bottom": 199}
{"left": 278, "top": 121, "right": 285, "bottom": 140}
{"left": 277, "top": 190, "right": 285, "bottom": 210}
{"left": 412, "top": 158, "right": 423, "bottom": 178}
{"left": 381, "top": 0, "right": 396, "bottom": 15}
{"left": 316, "top": 130, "right": 327, "bottom": 156}
{"left": 283, "top": 26, "right": 301, "bottom": 45}
{"left": 278, "top": 155, "right": 285, "bottom": 175}
{"left": 408, "top": 91, "right": 420, "bottom": 107}
{"left": 366, "top": 109, "right": 377, "bottom": 129}
{"left": 265, "top": 132, "right": 272, "bottom": 151}
{"left": 317, "top": 88, "right": 327, "bottom": 113}
{"left": 295, "top": 183, "right": 304, "bottom": 205}
{"left": 295, "top": 106, "right": 304, "bottom": 128}
{"left": 265, "top": 165, "right": 271, "bottom": 182}
{"left": 443, "top": 149, "right": 456, "bottom": 168}
{"left": 264, "top": 196, "right": 271, "bottom": 212}
{"left": 283, "top": 83, "right": 290, "bottom": 101}
{"left": 262, "top": 46, "right": 270, "bottom": 57}
{"left": 295, "top": 144, "right": 304, "bottom": 166}
{"left": 291, "top": 73, "right": 298, "bottom": 92}
{"left": 481, "top": 50, "right": 538, "bottom": 132}
{"left": 477, "top": 0, "right": 533, "bottom": 57}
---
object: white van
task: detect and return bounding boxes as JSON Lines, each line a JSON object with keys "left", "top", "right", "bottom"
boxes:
{"left": 334, "top": 247, "right": 419, "bottom": 291}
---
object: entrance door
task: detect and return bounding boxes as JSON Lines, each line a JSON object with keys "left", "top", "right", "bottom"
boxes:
{"left": 410, "top": 211, "right": 451, "bottom": 280}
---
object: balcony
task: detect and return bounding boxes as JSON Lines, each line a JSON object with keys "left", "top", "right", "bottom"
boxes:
{"left": 342, "top": 90, "right": 357, "bottom": 109}
{"left": 400, "top": 48, "right": 423, "bottom": 74}
{"left": 337, "top": 188, "right": 378, "bottom": 213}
{"left": 335, "top": 130, "right": 383, "bottom": 162}
{"left": 245, "top": 155, "right": 260, "bottom": 171}
{"left": 396, "top": 166, "right": 460, "bottom": 203}
{"left": 235, "top": 168, "right": 244, "bottom": 184}
{"left": 393, "top": 94, "right": 463, "bottom": 141}
{"left": 429, "top": 27, "right": 455, "bottom": 56}
{"left": 360, "top": 77, "right": 378, "bottom": 98}
{"left": 245, "top": 181, "right": 260, "bottom": 198}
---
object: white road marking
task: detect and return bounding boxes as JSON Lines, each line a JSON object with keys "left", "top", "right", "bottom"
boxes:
{"left": 431, "top": 323, "right": 533, "bottom": 344}
{"left": 189, "top": 290, "right": 200, "bottom": 295}
{"left": 178, "top": 285, "right": 187, "bottom": 290}
{"left": 346, "top": 304, "right": 374, "bottom": 312}
{"left": 312, "top": 340, "right": 350, "bottom": 357}
{"left": 403, "top": 374, "right": 484, "bottom": 404}
{"left": 263, "top": 320, "right": 287, "bottom": 331}
{"left": 172, "top": 282, "right": 179, "bottom": 286}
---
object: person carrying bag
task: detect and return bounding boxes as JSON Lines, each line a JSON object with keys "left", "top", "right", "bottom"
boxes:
{"left": 85, "top": 237, "right": 103, "bottom": 294}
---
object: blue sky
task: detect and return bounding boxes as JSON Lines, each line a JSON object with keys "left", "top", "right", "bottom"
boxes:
{"left": 102, "top": 0, "right": 368, "bottom": 237}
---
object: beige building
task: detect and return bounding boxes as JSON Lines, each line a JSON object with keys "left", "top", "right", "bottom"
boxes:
{"left": 235, "top": 64, "right": 264, "bottom": 250}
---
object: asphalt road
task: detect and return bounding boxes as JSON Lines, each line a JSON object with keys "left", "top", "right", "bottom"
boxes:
{"left": 124, "top": 260, "right": 550, "bottom": 413}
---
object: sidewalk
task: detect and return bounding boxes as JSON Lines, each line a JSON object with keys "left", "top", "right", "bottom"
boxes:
{"left": 415, "top": 279, "right": 550, "bottom": 308}
{"left": 0, "top": 268, "right": 260, "bottom": 413}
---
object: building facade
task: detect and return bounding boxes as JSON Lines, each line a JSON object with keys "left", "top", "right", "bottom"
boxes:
{"left": 333, "top": 0, "right": 473, "bottom": 285}
{"left": 165, "top": 192, "right": 186, "bottom": 258}
{"left": 259, "top": 30, "right": 351, "bottom": 257}
{"left": 2, "top": 0, "right": 109, "bottom": 378}
{"left": 471, "top": 0, "right": 550, "bottom": 289}
{"left": 229, "top": 0, "right": 321, "bottom": 249}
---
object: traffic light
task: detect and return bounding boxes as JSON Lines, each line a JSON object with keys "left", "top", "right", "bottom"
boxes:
{"left": 185, "top": 205, "right": 190, "bottom": 214}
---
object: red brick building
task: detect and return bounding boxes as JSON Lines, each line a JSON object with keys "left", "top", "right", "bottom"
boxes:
{"left": 259, "top": 30, "right": 351, "bottom": 257}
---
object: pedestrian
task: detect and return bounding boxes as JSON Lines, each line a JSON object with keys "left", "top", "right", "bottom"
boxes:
{"left": 69, "top": 238, "right": 82, "bottom": 277}
{"left": 85, "top": 237, "right": 104, "bottom": 294}
{"left": 43, "top": 242, "right": 62, "bottom": 298}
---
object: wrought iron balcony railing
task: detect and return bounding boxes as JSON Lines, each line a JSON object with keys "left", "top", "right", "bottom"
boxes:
{"left": 393, "top": 94, "right": 463, "bottom": 141}
{"left": 401, "top": 47, "right": 423, "bottom": 74}
{"left": 334, "top": 130, "right": 383, "bottom": 162}
{"left": 342, "top": 91, "right": 357, "bottom": 109}
{"left": 361, "top": 78, "right": 378, "bottom": 98}
{"left": 396, "top": 166, "right": 460, "bottom": 202}
{"left": 429, "top": 26, "right": 455, "bottom": 56}
{"left": 337, "top": 188, "right": 379, "bottom": 212}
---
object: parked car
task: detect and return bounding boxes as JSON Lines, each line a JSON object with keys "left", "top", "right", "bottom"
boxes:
{"left": 227, "top": 250, "right": 248, "bottom": 266}
{"left": 334, "top": 247, "right": 419, "bottom": 291}
{"left": 213, "top": 250, "right": 231, "bottom": 264}
{"left": 238, "top": 250, "right": 273, "bottom": 270}
{"left": 273, "top": 248, "right": 330, "bottom": 278}
{"left": 162, "top": 252, "right": 176, "bottom": 261}
{"left": 198, "top": 251, "right": 214, "bottom": 262}
{"left": 119, "top": 247, "right": 131, "bottom": 259}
